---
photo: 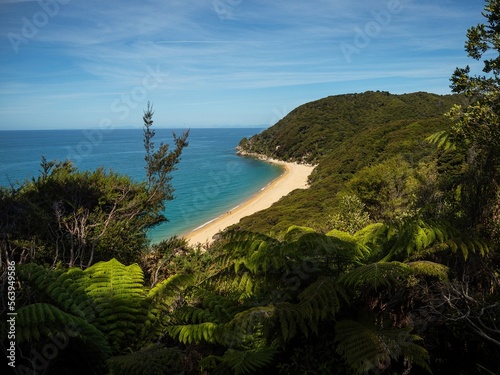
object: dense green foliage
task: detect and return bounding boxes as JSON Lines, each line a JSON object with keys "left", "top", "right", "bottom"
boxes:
{"left": 236, "top": 92, "right": 467, "bottom": 234}
{"left": 2, "top": 258, "right": 194, "bottom": 374}
{"left": 2, "top": 2, "right": 500, "bottom": 374}
{"left": 0, "top": 106, "right": 188, "bottom": 268}
{"left": 5, "top": 219, "right": 497, "bottom": 374}
{"left": 239, "top": 91, "right": 461, "bottom": 164}
{"left": 0, "top": 162, "right": 154, "bottom": 267}
{"left": 444, "top": 0, "right": 500, "bottom": 241}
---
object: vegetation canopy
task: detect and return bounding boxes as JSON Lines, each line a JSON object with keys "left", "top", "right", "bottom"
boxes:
{"left": 1, "top": 2, "right": 500, "bottom": 374}
{"left": 0, "top": 103, "right": 188, "bottom": 268}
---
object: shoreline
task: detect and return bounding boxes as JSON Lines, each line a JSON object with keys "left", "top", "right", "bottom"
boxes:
{"left": 184, "top": 154, "right": 315, "bottom": 246}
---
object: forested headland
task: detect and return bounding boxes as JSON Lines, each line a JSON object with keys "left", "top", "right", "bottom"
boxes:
{"left": 1, "top": 2, "right": 499, "bottom": 375}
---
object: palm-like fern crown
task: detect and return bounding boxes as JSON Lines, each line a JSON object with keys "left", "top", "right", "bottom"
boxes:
{"left": 9, "top": 218, "right": 491, "bottom": 374}
{"left": 11, "top": 258, "right": 193, "bottom": 373}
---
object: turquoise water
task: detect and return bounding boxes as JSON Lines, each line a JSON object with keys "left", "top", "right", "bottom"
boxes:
{"left": 0, "top": 128, "right": 282, "bottom": 241}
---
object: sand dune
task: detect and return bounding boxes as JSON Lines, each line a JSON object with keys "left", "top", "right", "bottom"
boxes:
{"left": 185, "top": 158, "right": 315, "bottom": 246}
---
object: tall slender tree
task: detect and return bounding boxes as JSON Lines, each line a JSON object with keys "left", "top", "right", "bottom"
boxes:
{"left": 0, "top": 103, "right": 189, "bottom": 268}
{"left": 444, "top": 0, "right": 500, "bottom": 237}
{"left": 143, "top": 101, "right": 189, "bottom": 203}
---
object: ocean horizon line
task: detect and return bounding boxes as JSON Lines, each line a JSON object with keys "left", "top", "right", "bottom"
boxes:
{"left": 0, "top": 128, "right": 282, "bottom": 242}
{"left": 0, "top": 125, "right": 268, "bottom": 132}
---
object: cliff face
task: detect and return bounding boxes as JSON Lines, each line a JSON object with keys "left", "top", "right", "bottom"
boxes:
{"left": 234, "top": 91, "right": 465, "bottom": 234}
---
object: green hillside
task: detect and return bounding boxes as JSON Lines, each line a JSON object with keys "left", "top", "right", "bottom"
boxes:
{"left": 4, "top": 2, "right": 500, "bottom": 372}
{"left": 235, "top": 91, "right": 465, "bottom": 235}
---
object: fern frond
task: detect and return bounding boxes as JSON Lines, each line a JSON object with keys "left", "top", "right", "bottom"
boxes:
{"left": 174, "top": 305, "right": 218, "bottom": 324}
{"left": 17, "top": 263, "right": 96, "bottom": 321}
{"left": 167, "top": 292, "right": 254, "bottom": 347}
{"left": 354, "top": 223, "right": 389, "bottom": 245}
{"left": 16, "top": 303, "right": 111, "bottom": 361}
{"left": 417, "top": 236, "right": 491, "bottom": 260}
{"left": 335, "top": 319, "right": 431, "bottom": 374}
{"left": 48, "top": 268, "right": 95, "bottom": 319}
{"left": 298, "top": 276, "right": 344, "bottom": 324}
{"left": 336, "top": 320, "right": 384, "bottom": 374}
{"left": 202, "top": 293, "right": 242, "bottom": 322}
{"left": 401, "top": 335, "right": 432, "bottom": 373}
{"left": 221, "top": 348, "right": 276, "bottom": 375}
{"left": 249, "top": 242, "right": 287, "bottom": 273}
{"left": 339, "top": 262, "right": 410, "bottom": 290}
{"left": 167, "top": 321, "right": 221, "bottom": 344}
{"left": 284, "top": 225, "right": 316, "bottom": 242}
{"left": 232, "top": 271, "right": 255, "bottom": 298}
{"left": 382, "top": 218, "right": 457, "bottom": 261}
{"left": 81, "top": 259, "right": 148, "bottom": 352}
{"left": 143, "top": 273, "right": 195, "bottom": 341}
{"left": 272, "top": 302, "right": 308, "bottom": 341}
{"left": 426, "top": 129, "right": 456, "bottom": 150}
{"left": 221, "top": 230, "right": 286, "bottom": 274}
{"left": 107, "top": 344, "right": 182, "bottom": 375}
{"left": 147, "top": 273, "right": 194, "bottom": 300}
{"left": 296, "top": 232, "right": 368, "bottom": 265}
{"left": 16, "top": 263, "right": 62, "bottom": 292}
{"left": 444, "top": 237, "right": 490, "bottom": 259}
{"left": 228, "top": 305, "right": 274, "bottom": 342}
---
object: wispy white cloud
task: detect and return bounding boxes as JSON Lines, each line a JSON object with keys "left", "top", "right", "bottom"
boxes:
{"left": 0, "top": 0, "right": 488, "bottom": 129}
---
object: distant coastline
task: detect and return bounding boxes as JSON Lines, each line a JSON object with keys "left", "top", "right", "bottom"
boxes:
{"left": 184, "top": 152, "right": 316, "bottom": 246}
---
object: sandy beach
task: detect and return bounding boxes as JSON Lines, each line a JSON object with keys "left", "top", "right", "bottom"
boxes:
{"left": 185, "top": 157, "right": 315, "bottom": 246}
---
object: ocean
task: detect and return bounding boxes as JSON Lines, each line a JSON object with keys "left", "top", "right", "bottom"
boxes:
{"left": 0, "top": 128, "right": 282, "bottom": 242}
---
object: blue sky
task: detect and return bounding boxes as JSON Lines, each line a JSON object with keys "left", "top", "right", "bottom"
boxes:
{"left": 0, "top": 0, "right": 486, "bottom": 130}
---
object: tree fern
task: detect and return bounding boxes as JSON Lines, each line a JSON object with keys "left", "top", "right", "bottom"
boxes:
{"left": 208, "top": 230, "right": 295, "bottom": 299}
{"left": 141, "top": 273, "right": 195, "bottom": 344}
{"left": 284, "top": 225, "right": 316, "bottom": 242}
{"left": 15, "top": 303, "right": 111, "bottom": 364}
{"left": 17, "top": 259, "right": 180, "bottom": 354}
{"left": 220, "top": 348, "right": 276, "bottom": 375}
{"left": 426, "top": 129, "right": 456, "bottom": 150}
{"left": 381, "top": 218, "right": 450, "bottom": 261}
{"left": 222, "top": 231, "right": 287, "bottom": 274}
{"left": 16, "top": 263, "right": 99, "bottom": 326}
{"left": 14, "top": 258, "right": 200, "bottom": 374}
{"left": 424, "top": 237, "right": 491, "bottom": 259}
{"left": 272, "top": 302, "right": 305, "bottom": 342}
{"left": 298, "top": 276, "right": 344, "bottom": 324}
{"left": 80, "top": 258, "right": 148, "bottom": 353}
{"left": 167, "top": 321, "right": 222, "bottom": 345}
{"left": 335, "top": 319, "right": 431, "bottom": 374}
{"left": 372, "top": 218, "right": 490, "bottom": 262}
{"left": 296, "top": 231, "right": 369, "bottom": 267}
{"left": 167, "top": 292, "right": 246, "bottom": 346}
{"left": 339, "top": 261, "right": 411, "bottom": 290}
